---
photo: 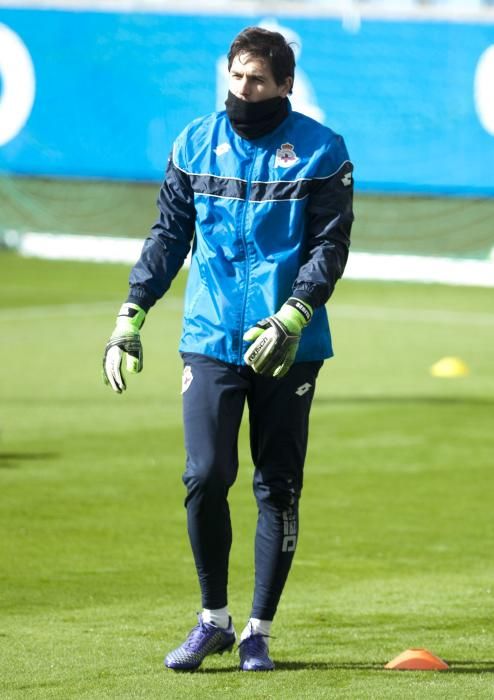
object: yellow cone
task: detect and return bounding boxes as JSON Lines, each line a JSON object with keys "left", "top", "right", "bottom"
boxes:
{"left": 430, "top": 356, "right": 469, "bottom": 378}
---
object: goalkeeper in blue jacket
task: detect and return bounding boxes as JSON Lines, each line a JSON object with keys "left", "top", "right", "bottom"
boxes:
{"left": 103, "top": 25, "right": 353, "bottom": 672}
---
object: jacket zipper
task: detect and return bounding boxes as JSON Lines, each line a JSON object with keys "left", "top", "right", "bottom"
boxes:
{"left": 237, "top": 147, "right": 257, "bottom": 364}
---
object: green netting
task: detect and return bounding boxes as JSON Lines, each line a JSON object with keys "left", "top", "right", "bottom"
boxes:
{"left": 355, "top": 195, "right": 494, "bottom": 260}
{"left": 0, "top": 176, "right": 157, "bottom": 238}
{"left": 1, "top": 175, "right": 493, "bottom": 259}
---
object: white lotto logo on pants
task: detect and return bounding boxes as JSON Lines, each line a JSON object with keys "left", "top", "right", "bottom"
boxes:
{"left": 0, "top": 24, "right": 36, "bottom": 146}
{"left": 295, "top": 382, "right": 312, "bottom": 397}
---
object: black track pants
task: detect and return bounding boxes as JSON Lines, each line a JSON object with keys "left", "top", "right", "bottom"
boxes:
{"left": 181, "top": 352, "right": 322, "bottom": 620}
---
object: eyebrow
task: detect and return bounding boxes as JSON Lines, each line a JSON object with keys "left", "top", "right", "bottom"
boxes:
{"left": 230, "top": 70, "right": 265, "bottom": 80}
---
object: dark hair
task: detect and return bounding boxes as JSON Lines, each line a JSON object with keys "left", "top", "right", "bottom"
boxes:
{"left": 227, "top": 26, "right": 296, "bottom": 91}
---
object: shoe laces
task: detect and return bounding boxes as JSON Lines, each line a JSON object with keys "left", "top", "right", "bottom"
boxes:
{"left": 183, "top": 616, "right": 211, "bottom": 650}
{"left": 240, "top": 632, "right": 270, "bottom": 656}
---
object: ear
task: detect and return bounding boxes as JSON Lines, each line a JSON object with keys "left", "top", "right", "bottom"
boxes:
{"left": 279, "top": 76, "right": 293, "bottom": 98}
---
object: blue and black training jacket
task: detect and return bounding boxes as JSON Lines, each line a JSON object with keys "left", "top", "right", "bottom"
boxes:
{"left": 127, "top": 103, "right": 354, "bottom": 366}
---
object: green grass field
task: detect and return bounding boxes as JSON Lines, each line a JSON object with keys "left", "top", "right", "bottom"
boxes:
{"left": 1, "top": 252, "right": 494, "bottom": 698}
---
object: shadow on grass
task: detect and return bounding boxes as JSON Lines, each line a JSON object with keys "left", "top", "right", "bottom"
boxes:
{"left": 314, "top": 395, "right": 494, "bottom": 406}
{"left": 446, "top": 660, "right": 494, "bottom": 674}
{"left": 0, "top": 452, "right": 59, "bottom": 468}
{"left": 198, "top": 659, "right": 494, "bottom": 674}
{"left": 274, "top": 661, "right": 385, "bottom": 672}
{"left": 199, "top": 661, "right": 386, "bottom": 674}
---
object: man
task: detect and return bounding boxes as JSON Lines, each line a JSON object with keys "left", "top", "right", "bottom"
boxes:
{"left": 103, "top": 26, "right": 353, "bottom": 672}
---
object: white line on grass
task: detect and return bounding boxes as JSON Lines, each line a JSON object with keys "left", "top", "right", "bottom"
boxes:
{"left": 0, "top": 299, "right": 184, "bottom": 322}
{"left": 4, "top": 231, "right": 494, "bottom": 287}
{"left": 329, "top": 305, "right": 494, "bottom": 327}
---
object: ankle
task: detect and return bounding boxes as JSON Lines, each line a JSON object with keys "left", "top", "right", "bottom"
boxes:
{"left": 202, "top": 606, "right": 230, "bottom": 629}
{"left": 240, "top": 617, "right": 272, "bottom": 642}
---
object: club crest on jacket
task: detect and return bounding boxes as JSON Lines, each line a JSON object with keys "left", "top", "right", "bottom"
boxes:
{"left": 275, "top": 143, "right": 299, "bottom": 168}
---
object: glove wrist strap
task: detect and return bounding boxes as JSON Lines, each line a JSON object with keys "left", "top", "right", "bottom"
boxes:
{"left": 116, "top": 303, "right": 146, "bottom": 332}
{"left": 284, "top": 297, "right": 313, "bottom": 325}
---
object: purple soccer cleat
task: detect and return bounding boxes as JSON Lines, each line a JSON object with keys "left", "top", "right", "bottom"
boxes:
{"left": 238, "top": 633, "right": 275, "bottom": 671}
{"left": 164, "top": 615, "right": 236, "bottom": 671}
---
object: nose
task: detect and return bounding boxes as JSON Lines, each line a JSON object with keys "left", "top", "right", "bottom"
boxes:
{"left": 238, "top": 76, "right": 250, "bottom": 97}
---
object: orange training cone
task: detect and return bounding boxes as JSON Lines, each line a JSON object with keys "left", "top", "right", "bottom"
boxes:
{"left": 385, "top": 648, "right": 449, "bottom": 671}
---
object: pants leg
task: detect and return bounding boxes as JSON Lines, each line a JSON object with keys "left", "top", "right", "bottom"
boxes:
{"left": 248, "top": 361, "right": 323, "bottom": 620}
{"left": 181, "top": 353, "right": 248, "bottom": 610}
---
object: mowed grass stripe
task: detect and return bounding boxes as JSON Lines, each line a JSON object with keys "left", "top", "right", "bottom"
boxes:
{"left": 1, "top": 299, "right": 493, "bottom": 326}
{"left": 0, "top": 298, "right": 184, "bottom": 322}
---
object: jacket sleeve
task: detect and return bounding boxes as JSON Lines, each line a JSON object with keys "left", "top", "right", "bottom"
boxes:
{"left": 127, "top": 153, "right": 196, "bottom": 311}
{"left": 292, "top": 149, "right": 354, "bottom": 309}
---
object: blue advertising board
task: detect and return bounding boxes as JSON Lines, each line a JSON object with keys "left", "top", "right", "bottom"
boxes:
{"left": 1, "top": 8, "right": 493, "bottom": 195}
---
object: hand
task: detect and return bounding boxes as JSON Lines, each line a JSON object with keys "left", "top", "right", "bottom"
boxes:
{"left": 103, "top": 303, "right": 146, "bottom": 393}
{"left": 243, "top": 298, "right": 312, "bottom": 378}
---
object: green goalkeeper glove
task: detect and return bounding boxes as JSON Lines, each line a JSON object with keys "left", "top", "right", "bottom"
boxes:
{"left": 103, "top": 303, "right": 146, "bottom": 393}
{"left": 243, "top": 297, "right": 313, "bottom": 378}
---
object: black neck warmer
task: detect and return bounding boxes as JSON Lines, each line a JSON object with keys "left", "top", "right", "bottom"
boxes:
{"left": 225, "top": 91, "right": 289, "bottom": 140}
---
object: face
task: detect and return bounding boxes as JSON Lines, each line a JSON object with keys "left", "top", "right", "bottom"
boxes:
{"left": 228, "top": 52, "right": 292, "bottom": 103}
